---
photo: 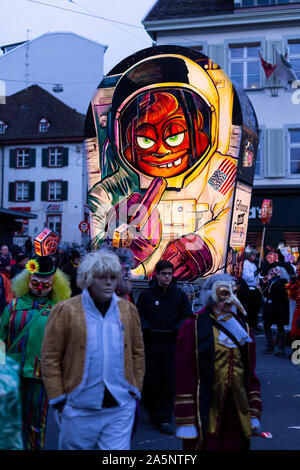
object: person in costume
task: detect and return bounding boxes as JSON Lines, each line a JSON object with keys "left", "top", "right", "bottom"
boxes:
{"left": 61, "top": 249, "right": 82, "bottom": 297}
{"left": 0, "top": 254, "right": 71, "bottom": 450}
{"left": 286, "top": 264, "right": 300, "bottom": 343}
{"left": 263, "top": 264, "right": 290, "bottom": 356}
{"left": 88, "top": 52, "right": 251, "bottom": 281}
{"left": 174, "top": 273, "right": 262, "bottom": 450}
{"left": 41, "top": 250, "right": 145, "bottom": 450}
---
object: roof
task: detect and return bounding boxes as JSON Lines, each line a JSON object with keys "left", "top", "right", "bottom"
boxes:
{"left": 0, "top": 41, "right": 27, "bottom": 53}
{"left": 0, "top": 32, "right": 107, "bottom": 59}
{"left": 0, "top": 85, "right": 85, "bottom": 142}
{"left": 143, "top": 0, "right": 234, "bottom": 22}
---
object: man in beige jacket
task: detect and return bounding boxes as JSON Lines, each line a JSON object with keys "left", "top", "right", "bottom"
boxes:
{"left": 41, "top": 250, "right": 145, "bottom": 450}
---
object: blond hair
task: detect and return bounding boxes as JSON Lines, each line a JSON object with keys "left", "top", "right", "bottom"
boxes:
{"left": 76, "top": 250, "right": 121, "bottom": 290}
{"left": 12, "top": 268, "right": 71, "bottom": 303}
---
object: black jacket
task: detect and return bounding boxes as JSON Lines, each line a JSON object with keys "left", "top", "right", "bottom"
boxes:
{"left": 136, "top": 279, "right": 192, "bottom": 336}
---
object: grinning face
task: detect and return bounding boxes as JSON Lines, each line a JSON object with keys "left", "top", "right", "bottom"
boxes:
{"left": 123, "top": 91, "right": 209, "bottom": 178}
{"left": 29, "top": 274, "right": 54, "bottom": 298}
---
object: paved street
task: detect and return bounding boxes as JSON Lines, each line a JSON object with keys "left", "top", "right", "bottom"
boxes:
{"left": 44, "top": 334, "right": 300, "bottom": 451}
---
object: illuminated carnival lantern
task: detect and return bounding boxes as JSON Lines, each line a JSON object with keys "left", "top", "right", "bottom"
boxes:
{"left": 84, "top": 45, "right": 259, "bottom": 281}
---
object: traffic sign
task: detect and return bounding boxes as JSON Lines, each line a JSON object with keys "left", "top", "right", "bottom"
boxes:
{"left": 79, "top": 221, "right": 90, "bottom": 233}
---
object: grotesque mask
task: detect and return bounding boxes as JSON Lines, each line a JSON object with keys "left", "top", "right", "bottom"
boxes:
{"left": 212, "top": 280, "right": 246, "bottom": 316}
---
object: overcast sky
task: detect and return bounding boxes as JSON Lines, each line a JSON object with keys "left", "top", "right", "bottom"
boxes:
{"left": 0, "top": 0, "right": 156, "bottom": 73}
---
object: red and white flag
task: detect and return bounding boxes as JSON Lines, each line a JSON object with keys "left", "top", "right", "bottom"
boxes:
{"left": 259, "top": 52, "right": 276, "bottom": 79}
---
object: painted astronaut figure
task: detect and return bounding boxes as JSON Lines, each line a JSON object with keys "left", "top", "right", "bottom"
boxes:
{"left": 88, "top": 54, "right": 241, "bottom": 281}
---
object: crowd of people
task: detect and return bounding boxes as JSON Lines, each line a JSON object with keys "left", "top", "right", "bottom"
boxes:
{"left": 0, "top": 235, "right": 299, "bottom": 451}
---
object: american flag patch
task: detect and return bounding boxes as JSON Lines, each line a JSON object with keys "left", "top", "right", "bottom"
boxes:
{"left": 208, "top": 160, "right": 237, "bottom": 195}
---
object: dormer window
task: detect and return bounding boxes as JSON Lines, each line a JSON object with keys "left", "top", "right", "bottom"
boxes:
{"left": 39, "top": 118, "right": 50, "bottom": 132}
{"left": 0, "top": 120, "right": 7, "bottom": 134}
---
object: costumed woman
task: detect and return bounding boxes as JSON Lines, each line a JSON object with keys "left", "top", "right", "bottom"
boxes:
{"left": 174, "top": 273, "right": 262, "bottom": 450}
{"left": 286, "top": 264, "right": 300, "bottom": 342}
{"left": 0, "top": 252, "right": 71, "bottom": 450}
{"left": 263, "top": 264, "right": 290, "bottom": 356}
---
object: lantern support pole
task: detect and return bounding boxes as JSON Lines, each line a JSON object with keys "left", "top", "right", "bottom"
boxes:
{"left": 259, "top": 225, "right": 266, "bottom": 269}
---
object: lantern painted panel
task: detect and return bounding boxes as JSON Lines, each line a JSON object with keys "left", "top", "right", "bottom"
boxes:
{"left": 85, "top": 45, "right": 259, "bottom": 281}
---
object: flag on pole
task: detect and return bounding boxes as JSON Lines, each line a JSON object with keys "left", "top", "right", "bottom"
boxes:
{"left": 259, "top": 51, "right": 276, "bottom": 79}
{"left": 273, "top": 48, "right": 297, "bottom": 84}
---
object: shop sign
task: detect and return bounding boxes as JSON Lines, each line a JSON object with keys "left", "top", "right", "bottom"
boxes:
{"left": 44, "top": 203, "right": 63, "bottom": 213}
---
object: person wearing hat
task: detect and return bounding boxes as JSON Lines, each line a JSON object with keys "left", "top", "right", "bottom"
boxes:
{"left": 61, "top": 249, "right": 82, "bottom": 297}
{"left": 242, "top": 248, "right": 263, "bottom": 331}
{"left": 174, "top": 274, "right": 262, "bottom": 450}
{"left": 263, "top": 264, "right": 290, "bottom": 356}
{"left": 10, "top": 253, "right": 29, "bottom": 279}
{"left": 0, "top": 255, "right": 71, "bottom": 450}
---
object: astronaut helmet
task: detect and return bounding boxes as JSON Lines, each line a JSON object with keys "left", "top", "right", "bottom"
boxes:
{"left": 110, "top": 53, "right": 223, "bottom": 189}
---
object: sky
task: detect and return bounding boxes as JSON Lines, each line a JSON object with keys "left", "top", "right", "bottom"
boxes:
{"left": 0, "top": 0, "right": 156, "bottom": 73}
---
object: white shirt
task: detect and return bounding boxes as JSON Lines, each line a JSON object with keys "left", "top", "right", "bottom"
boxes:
{"left": 242, "top": 259, "right": 258, "bottom": 288}
{"left": 66, "top": 289, "right": 138, "bottom": 410}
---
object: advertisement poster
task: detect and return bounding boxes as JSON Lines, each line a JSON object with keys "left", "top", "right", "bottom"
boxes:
{"left": 227, "top": 182, "right": 252, "bottom": 277}
{"left": 85, "top": 45, "right": 258, "bottom": 281}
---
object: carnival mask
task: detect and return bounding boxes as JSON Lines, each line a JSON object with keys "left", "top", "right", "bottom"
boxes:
{"left": 29, "top": 275, "right": 54, "bottom": 298}
{"left": 212, "top": 281, "right": 246, "bottom": 316}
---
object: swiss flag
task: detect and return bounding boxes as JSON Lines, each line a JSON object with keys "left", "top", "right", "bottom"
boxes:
{"left": 259, "top": 52, "right": 277, "bottom": 79}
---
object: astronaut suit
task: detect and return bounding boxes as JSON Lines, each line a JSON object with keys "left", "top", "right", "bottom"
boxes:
{"left": 87, "top": 53, "right": 242, "bottom": 281}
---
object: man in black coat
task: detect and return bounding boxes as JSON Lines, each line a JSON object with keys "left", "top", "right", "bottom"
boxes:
{"left": 136, "top": 260, "right": 192, "bottom": 434}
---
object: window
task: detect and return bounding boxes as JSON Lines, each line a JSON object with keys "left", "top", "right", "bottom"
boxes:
{"left": 16, "top": 149, "right": 30, "bottom": 168}
{"left": 255, "top": 144, "right": 261, "bottom": 177}
{"left": 16, "top": 182, "right": 30, "bottom": 201}
{"left": 288, "top": 42, "right": 300, "bottom": 80}
{"left": 0, "top": 120, "right": 7, "bottom": 134}
{"left": 46, "top": 214, "right": 61, "bottom": 235}
{"left": 39, "top": 118, "right": 50, "bottom": 132}
{"left": 254, "top": 129, "right": 264, "bottom": 177}
{"left": 48, "top": 148, "right": 63, "bottom": 167}
{"left": 289, "top": 129, "right": 300, "bottom": 175}
{"left": 229, "top": 44, "right": 260, "bottom": 89}
{"left": 48, "top": 181, "right": 62, "bottom": 201}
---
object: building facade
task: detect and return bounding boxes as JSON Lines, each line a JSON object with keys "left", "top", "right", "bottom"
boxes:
{"left": 143, "top": 0, "right": 300, "bottom": 260}
{"left": 0, "top": 85, "right": 87, "bottom": 248}
{"left": 0, "top": 32, "right": 107, "bottom": 114}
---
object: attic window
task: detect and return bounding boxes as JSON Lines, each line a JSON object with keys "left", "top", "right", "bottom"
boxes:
{"left": 0, "top": 120, "right": 7, "bottom": 134}
{"left": 39, "top": 118, "right": 50, "bottom": 132}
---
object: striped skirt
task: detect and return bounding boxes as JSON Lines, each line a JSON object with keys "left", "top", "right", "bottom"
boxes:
{"left": 21, "top": 378, "right": 49, "bottom": 450}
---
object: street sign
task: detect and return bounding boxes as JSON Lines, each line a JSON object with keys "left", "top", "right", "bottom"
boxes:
{"left": 79, "top": 221, "right": 90, "bottom": 233}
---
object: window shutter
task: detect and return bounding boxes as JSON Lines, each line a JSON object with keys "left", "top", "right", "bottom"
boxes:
{"left": 8, "top": 182, "right": 15, "bottom": 201}
{"left": 266, "top": 40, "right": 283, "bottom": 64}
{"left": 29, "top": 182, "right": 35, "bottom": 201}
{"left": 29, "top": 148, "right": 36, "bottom": 167}
{"left": 41, "top": 182, "right": 48, "bottom": 201}
{"left": 208, "top": 44, "right": 227, "bottom": 71}
{"left": 265, "top": 128, "right": 285, "bottom": 177}
{"left": 61, "top": 181, "right": 68, "bottom": 201}
{"left": 42, "top": 148, "right": 49, "bottom": 167}
{"left": 62, "top": 147, "right": 69, "bottom": 167}
{"left": 9, "top": 149, "right": 16, "bottom": 168}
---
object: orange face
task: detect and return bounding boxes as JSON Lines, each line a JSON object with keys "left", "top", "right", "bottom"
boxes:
{"left": 123, "top": 91, "right": 209, "bottom": 178}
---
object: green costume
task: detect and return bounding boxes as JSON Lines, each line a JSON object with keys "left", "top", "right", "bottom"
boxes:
{"left": 0, "top": 294, "right": 55, "bottom": 449}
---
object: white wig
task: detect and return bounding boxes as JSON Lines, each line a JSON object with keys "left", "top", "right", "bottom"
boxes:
{"left": 199, "top": 273, "right": 236, "bottom": 308}
{"left": 77, "top": 250, "right": 122, "bottom": 290}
